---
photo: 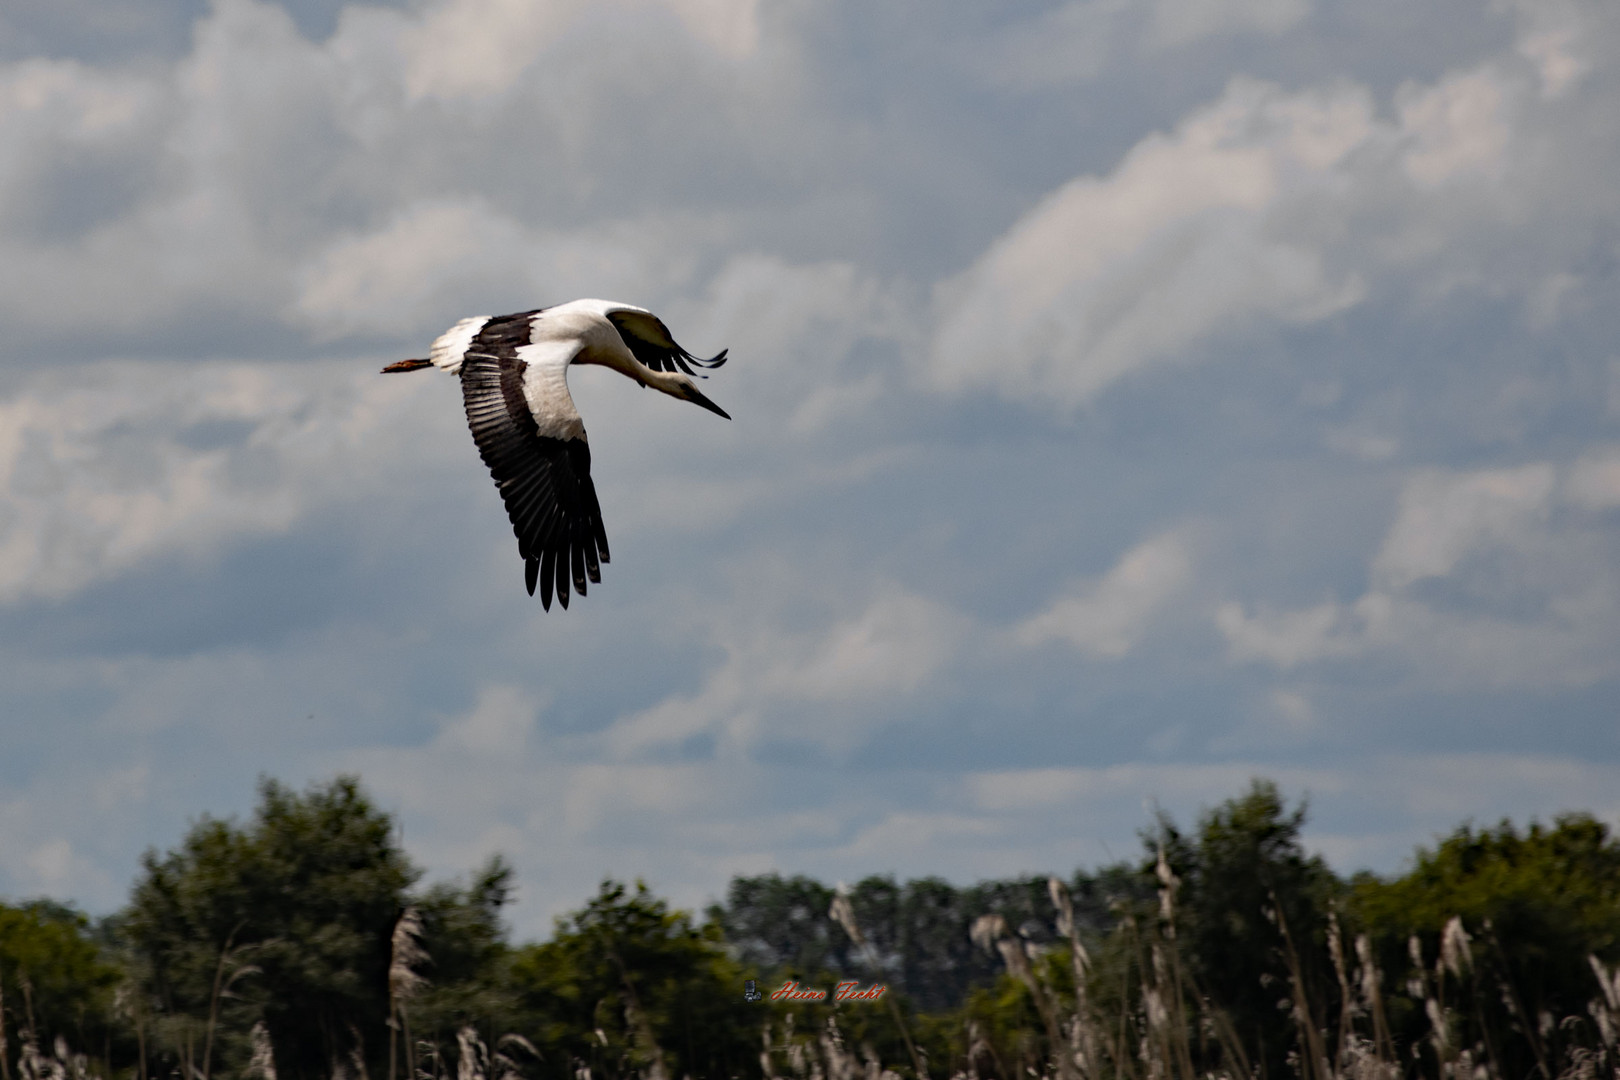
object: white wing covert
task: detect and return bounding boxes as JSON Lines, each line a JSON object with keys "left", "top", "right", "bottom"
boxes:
{"left": 457, "top": 311, "right": 609, "bottom": 609}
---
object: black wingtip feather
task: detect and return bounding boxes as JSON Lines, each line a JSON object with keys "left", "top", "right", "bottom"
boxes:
{"left": 676, "top": 347, "right": 728, "bottom": 378}
{"left": 461, "top": 347, "right": 611, "bottom": 608}
{"left": 540, "top": 549, "right": 556, "bottom": 610}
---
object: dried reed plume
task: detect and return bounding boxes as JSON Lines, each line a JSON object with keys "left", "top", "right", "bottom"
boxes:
{"left": 248, "top": 1021, "right": 278, "bottom": 1080}
{"left": 1050, "top": 877, "right": 1098, "bottom": 1080}
{"left": 203, "top": 931, "right": 262, "bottom": 1080}
{"left": 390, "top": 906, "right": 429, "bottom": 1080}
{"left": 16, "top": 1034, "right": 96, "bottom": 1080}
{"left": 831, "top": 884, "right": 927, "bottom": 1079}
{"left": 970, "top": 909, "right": 1078, "bottom": 1080}
{"left": 762, "top": 1013, "right": 900, "bottom": 1080}
{"left": 455, "top": 1027, "right": 537, "bottom": 1080}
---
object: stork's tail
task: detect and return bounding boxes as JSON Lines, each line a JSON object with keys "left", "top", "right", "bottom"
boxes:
{"left": 381, "top": 358, "right": 433, "bottom": 373}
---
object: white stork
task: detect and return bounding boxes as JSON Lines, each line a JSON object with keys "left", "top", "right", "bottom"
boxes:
{"left": 382, "top": 298, "right": 729, "bottom": 610}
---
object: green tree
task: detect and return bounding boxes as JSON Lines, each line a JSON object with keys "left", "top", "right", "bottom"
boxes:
{"left": 1145, "top": 780, "right": 1344, "bottom": 1080}
{"left": 711, "top": 873, "right": 853, "bottom": 981}
{"left": 0, "top": 899, "right": 123, "bottom": 1069}
{"left": 397, "top": 856, "right": 523, "bottom": 1070}
{"left": 711, "top": 870, "right": 1128, "bottom": 1013}
{"left": 1353, "top": 813, "right": 1620, "bottom": 1078}
{"left": 121, "top": 776, "right": 418, "bottom": 1080}
{"left": 507, "top": 880, "right": 758, "bottom": 1080}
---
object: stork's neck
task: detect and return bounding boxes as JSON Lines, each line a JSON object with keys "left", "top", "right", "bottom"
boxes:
{"left": 568, "top": 315, "right": 690, "bottom": 400}
{"left": 636, "top": 367, "right": 691, "bottom": 398}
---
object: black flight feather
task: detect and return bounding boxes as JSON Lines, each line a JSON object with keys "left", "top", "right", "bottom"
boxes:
{"left": 605, "top": 309, "right": 728, "bottom": 378}
{"left": 459, "top": 323, "right": 608, "bottom": 611}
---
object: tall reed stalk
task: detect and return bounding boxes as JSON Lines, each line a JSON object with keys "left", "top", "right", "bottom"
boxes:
{"left": 202, "top": 927, "right": 261, "bottom": 1080}
{"left": 388, "top": 907, "right": 428, "bottom": 1080}
{"left": 247, "top": 1021, "right": 277, "bottom": 1080}
{"left": 1268, "top": 889, "right": 1329, "bottom": 1080}
{"left": 831, "top": 886, "right": 928, "bottom": 1079}
{"left": 1352, "top": 933, "right": 1395, "bottom": 1067}
{"left": 1050, "top": 878, "right": 1096, "bottom": 1080}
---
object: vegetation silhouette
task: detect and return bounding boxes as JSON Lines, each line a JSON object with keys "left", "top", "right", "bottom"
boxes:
{"left": 1, "top": 776, "right": 1617, "bottom": 1079}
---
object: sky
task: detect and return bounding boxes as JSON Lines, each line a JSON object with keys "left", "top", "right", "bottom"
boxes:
{"left": 0, "top": 0, "right": 1617, "bottom": 941}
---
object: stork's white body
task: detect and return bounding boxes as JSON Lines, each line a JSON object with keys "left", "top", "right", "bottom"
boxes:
{"left": 387, "top": 298, "right": 729, "bottom": 609}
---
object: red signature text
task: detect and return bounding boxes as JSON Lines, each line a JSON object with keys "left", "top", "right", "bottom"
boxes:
{"left": 834, "top": 980, "right": 888, "bottom": 1001}
{"left": 770, "top": 980, "right": 825, "bottom": 1001}
{"left": 769, "top": 980, "right": 888, "bottom": 1002}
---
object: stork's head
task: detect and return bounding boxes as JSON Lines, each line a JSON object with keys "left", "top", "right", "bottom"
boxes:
{"left": 672, "top": 375, "right": 731, "bottom": 419}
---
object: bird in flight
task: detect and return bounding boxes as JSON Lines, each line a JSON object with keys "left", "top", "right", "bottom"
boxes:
{"left": 382, "top": 299, "right": 729, "bottom": 609}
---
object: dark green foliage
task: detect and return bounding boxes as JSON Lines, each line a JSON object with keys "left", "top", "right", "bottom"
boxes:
{"left": 712, "top": 873, "right": 850, "bottom": 979}
{"left": 1352, "top": 813, "right": 1620, "bottom": 1078}
{"left": 506, "top": 880, "right": 759, "bottom": 1080}
{"left": 122, "top": 775, "right": 418, "bottom": 1080}
{"left": 930, "top": 781, "right": 1342, "bottom": 1080}
{"left": 1153, "top": 779, "right": 1345, "bottom": 1080}
{"left": 0, "top": 899, "right": 122, "bottom": 1065}
{"left": 711, "top": 870, "right": 1130, "bottom": 1012}
{"left": 890, "top": 877, "right": 989, "bottom": 1012}
{"left": 1353, "top": 812, "right": 1620, "bottom": 959}
{"left": 949, "top": 967, "right": 1059, "bottom": 1080}
{"left": 402, "top": 856, "right": 527, "bottom": 1059}
{"left": 5, "top": 773, "right": 1619, "bottom": 1080}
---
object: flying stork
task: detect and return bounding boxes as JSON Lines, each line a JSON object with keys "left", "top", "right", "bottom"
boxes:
{"left": 382, "top": 299, "right": 729, "bottom": 610}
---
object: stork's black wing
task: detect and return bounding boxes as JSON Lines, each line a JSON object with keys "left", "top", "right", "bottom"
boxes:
{"left": 605, "top": 307, "right": 728, "bottom": 377}
{"left": 459, "top": 345, "right": 609, "bottom": 610}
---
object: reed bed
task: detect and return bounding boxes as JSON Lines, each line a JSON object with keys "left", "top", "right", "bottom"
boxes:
{"left": 947, "top": 872, "right": 1620, "bottom": 1080}
{"left": 9, "top": 902, "right": 1620, "bottom": 1080}
{"left": 3, "top": 782, "right": 1615, "bottom": 1080}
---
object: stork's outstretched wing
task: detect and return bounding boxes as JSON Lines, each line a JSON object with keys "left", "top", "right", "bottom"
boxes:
{"left": 458, "top": 327, "right": 609, "bottom": 610}
{"left": 605, "top": 307, "right": 728, "bottom": 377}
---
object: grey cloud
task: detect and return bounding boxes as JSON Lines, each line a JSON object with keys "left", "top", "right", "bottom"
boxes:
{"left": 0, "top": 0, "right": 207, "bottom": 64}
{"left": 927, "top": 13, "right": 1620, "bottom": 412}
{"left": 1217, "top": 459, "right": 1620, "bottom": 690}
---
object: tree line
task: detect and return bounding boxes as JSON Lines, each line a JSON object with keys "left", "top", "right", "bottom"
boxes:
{"left": 1, "top": 776, "right": 1617, "bottom": 1080}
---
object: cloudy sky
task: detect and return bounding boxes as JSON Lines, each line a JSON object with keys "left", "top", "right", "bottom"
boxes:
{"left": 1, "top": 0, "right": 1617, "bottom": 938}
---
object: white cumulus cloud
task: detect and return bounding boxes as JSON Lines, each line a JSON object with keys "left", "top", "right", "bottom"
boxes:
{"left": 605, "top": 586, "right": 971, "bottom": 758}
{"left": 926, "top": 9, "right": 1606, "bottom": 413}
{"left": 0, "top": 360, "right": 448, "bottom": 602}
{"left": 1218, "top": 458, "right": 1620, "bottom": 688}
{"left": 1016, "top": 530, "right": 1193, "bottom": 657}
{"left": 928, "top": 77, "right": 1372, "bottom": 410}
{"left": 1371, "top": 464, "right": 1556, "bottom": 591}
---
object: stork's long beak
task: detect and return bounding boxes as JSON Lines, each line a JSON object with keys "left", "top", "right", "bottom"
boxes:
{"left": 686, "top": 383, "right": 731, "bottom": 420}
{"left": 381, "top": 358, "right": 433, "bottom": 373}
